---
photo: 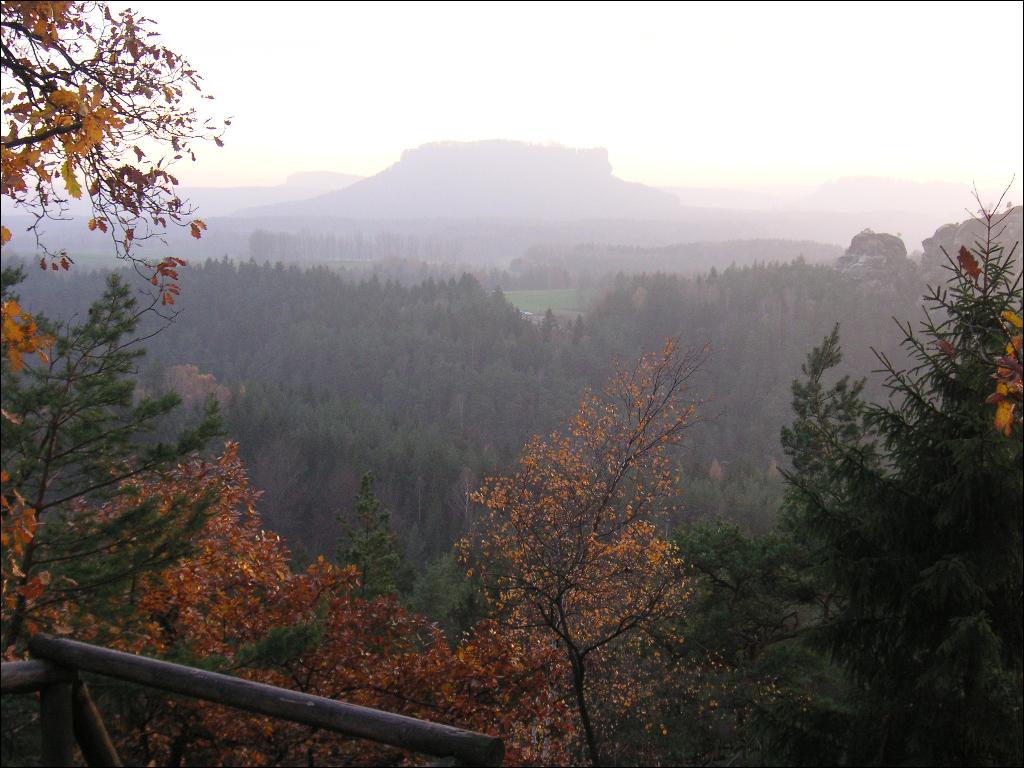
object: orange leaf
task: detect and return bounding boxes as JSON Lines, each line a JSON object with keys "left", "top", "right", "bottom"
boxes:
{"left": 994, "top": 400, "right": 1014, "bottom": 436}
{"left": 957, "top": 246, "right": 981, "bottom": 281}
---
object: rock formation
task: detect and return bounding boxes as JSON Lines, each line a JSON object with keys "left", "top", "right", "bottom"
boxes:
{"left": 836, "top": 228, "right": 911, "bottom": 277}
{"left": 920, "top": 205, "right": 1022, "bottom": 270}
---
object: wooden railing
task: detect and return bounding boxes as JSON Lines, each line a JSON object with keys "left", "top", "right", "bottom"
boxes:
{"left": 1, "top": 633, "right": 504, "bottom": 767}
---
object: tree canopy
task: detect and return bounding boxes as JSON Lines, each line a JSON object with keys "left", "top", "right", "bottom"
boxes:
{"left": 466, "top": 340, "right": 707, "bottom": 766}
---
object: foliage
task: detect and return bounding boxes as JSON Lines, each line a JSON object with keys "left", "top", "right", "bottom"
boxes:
{"left": 406, "top": 552, "right": 486, "bottom": 641}
{"left": 991, "top": 304, "right": 1022, "bottom": 435}
{"left": 681, "top": 462, "right": 785, "bottom": 535}
{"left": 0, "top": 266, "right": 51, "bottom": 371}
{"left": 0, "top": 271, "right": 221, "bottom": 655}
{"left": 779, "top": 208, "right": 1023, "bottom": 765}
{"left": 73, "top": 446, "right": 575, "bottom": 767}
{"left": 465, "top": 340, "right": 706, "bottom": 765}
{"left": 664, "top": 519, "right": 850, "bottom": 766}
{"left": 0, "top": 0, "right": 225, "bottom": 267}
{"left": 336, "top": 472, "right": 404, "bottom": 599}
{"left": 975, "top": 206, "right": 1024, "bottom": 437}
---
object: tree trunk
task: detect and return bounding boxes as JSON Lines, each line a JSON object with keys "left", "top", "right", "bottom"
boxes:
{"left": 569, "top": 652, "right": 601, "bottom": 767}
{"left": 1, "top": 541, "right": 38, "bottom": 654}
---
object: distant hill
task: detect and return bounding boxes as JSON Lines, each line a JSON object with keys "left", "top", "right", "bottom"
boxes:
{"left": 5, "top": 150, "right": 1010, "bottom": 264}
{"left": 0, "top": 170, "right": 364, "bottom": 220}
{"left": 659, "top": 176, "right": 1019, "bottom": 251}
{"left": 793, "top": 176, "right": 982, "bottom": 218}
{"left": 237, "top": 141, "right": 682, "bottom": 220}
{"left": 660, "top": 186, "right": 802, "bottom": 211}
{"left": 661, "top": 177, "right": 1013, "bottom": 218}
{"left": 168, "top": 171, "right": 364, "bottom": 218}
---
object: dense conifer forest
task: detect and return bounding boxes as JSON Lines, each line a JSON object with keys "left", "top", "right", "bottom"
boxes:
{"left": 5, "top": 254, "right": 923, "bottom": 558}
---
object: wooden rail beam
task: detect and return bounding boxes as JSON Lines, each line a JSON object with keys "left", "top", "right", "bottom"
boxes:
{"left": 29, "top": 633, "right": 504, "bottom": 766}
{"left": 1, "top": 659, "right": 76, "bottom": 694}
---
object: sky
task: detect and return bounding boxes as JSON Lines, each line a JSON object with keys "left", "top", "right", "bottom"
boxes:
{"left": 129, "top": 1, "right": 1023, "bottom": 192}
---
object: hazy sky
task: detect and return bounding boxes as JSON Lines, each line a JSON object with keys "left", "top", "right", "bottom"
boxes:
{"left": 130, "top": 1, "right": 1023, "bottom": 191}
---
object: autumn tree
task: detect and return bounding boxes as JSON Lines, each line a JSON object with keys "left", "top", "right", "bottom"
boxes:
{"left": 0, "top": 271, "right": 221, "bottom": 655}
{"left": 780, "top": 203, "right": 1023, "bottom": 765}
{"left": 465, "top": 340, "right": 707, "bottom": 766}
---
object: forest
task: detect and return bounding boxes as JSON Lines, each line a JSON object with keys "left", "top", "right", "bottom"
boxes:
{"left": 2, "top": 3, "right": 1022, "bottom": 767}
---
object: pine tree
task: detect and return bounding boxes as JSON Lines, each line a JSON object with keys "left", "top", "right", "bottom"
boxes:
{"left": 781, "top": 205, "right": 1023, "bottom": 765}
{"left": 1, "top": 272, "right": 222, "bottom": 653}
{"left": 336, "top": 472, "right": 402, "bottom": 599}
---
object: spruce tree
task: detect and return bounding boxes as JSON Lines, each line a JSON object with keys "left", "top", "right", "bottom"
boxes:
{"left": 336, "top": 472, "right": 402, "bottom": 599}
{"left": 781, "top": 206, "right": 1023, "bottom": 765}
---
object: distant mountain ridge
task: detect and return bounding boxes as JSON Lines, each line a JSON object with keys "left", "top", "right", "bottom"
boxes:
{"left": 0, "top": 170, "right": 364, "bottom": 220}
{"left": 660, "top": 177, "right": 1004, "bottom": 218}
{"left": 164, "top": 171, "right": 365, "bottom": 218}
{"left": 237, "top": 141, "right": 682, "bottom": 220}
{"left": 794, "top": 176, "right": 986, "bottom": 218}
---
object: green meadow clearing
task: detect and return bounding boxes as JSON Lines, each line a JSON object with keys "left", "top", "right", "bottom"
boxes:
{"left": 504, "top": 288, "right": 583, "bottom": 315}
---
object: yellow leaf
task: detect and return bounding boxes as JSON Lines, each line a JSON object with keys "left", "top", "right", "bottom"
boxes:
{"left": 994, "top": 400, "right": 1014, "bottom": 437}
{"left": 1002, "top": 311, "right": 1023, "bottom": 329}
{"left": 48, "top": 89, "right": 80, "bottom": 110}
{"left": 6, "top": 346, "right": 24, "bottom": 371}
{"left": 61, "top": 159, "right": 82, "bottom": 199}
{"left": 0, "top": 225, "right": 10, "bottom": 245}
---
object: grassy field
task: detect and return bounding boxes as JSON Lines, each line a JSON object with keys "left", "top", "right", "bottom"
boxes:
{"left": 504, "top": 288, "right": 582, "bottom": 315}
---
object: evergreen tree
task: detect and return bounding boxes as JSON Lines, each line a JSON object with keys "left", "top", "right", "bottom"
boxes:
{"left": 336, "top": 472, "right": 403, "bottom": 599}
{"left": 781, "top": 208, "right": 1023, "bottom": 765}
{"left": 1, "top": 272, "right": 222, "bottom": 653}
{"left": 406, "top": 552, "right": 484, "bottom": 640}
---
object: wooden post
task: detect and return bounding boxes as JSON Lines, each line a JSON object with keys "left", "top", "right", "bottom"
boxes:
{"left": 72, "top": 681, "right": 122, "bottom": 767}
{"left": 40, "top": 681, "right": 76, "bottom": 767}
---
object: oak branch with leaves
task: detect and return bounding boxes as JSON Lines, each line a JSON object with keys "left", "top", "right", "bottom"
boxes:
{"left": 0, "top": 1, "right": 225, "bottom": 275}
